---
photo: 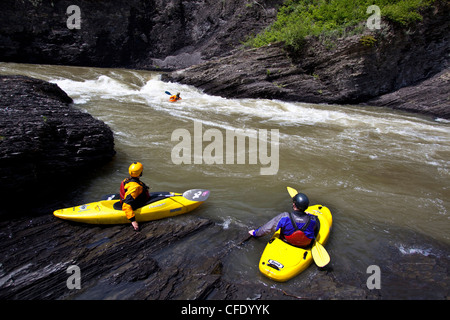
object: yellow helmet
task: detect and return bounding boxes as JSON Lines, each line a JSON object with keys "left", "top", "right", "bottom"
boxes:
{"left": 128, "top": 162, "right": 144, "bottom": 177}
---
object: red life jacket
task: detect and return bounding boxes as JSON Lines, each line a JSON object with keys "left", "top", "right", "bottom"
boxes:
{"left": 285, "top": 230, "right": 312, "bottom": 247}
{"left": 284, "top": 212, "right": 313, "bottom": 247}
{"left": 119, "top": 180, "right": 126, "bottom": 200}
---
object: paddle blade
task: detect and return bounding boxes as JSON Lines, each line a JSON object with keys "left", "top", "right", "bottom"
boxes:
{"left": 311, "top": 241, "right": 330, "bottom": 267}
{"left": 287, "top": 186, "right": 298, "bottom": 198}
{"left": 165, "top": 91, "right": 172, "bottom": 95}
{"left": 182, "top": 189, "right": 210, "bottom": 202}
{"left": 100, "top": 193, "right": 120, "bottom": 200}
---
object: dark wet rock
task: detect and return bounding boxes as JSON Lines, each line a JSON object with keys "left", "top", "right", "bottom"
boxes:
{"left": 1, "top": 209, "right": 447, "bottom": 300}
{"left": 0, "top": 0, "right": 282, "bottom": 70}
{"left": 366, "top": 68, "right": 450, "bottom": 119}
{"left": 0, "top": 212, "right": 345, "bottom": 300}
{"left": 0, "top": 75, "right": 115, "bottom": 216}
{"left": 0, "top": 213, "right": 288, "bottom": 300}
{"left": 374, "top": 231, "right": 450, "bottom": 300}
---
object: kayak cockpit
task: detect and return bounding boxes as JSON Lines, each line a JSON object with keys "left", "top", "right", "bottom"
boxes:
{"left": 112, "top": 191, "right": 178, "bottom": 210}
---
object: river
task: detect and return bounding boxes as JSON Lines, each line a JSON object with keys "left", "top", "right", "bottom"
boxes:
{"left": 1, "top": 62, "right": 449, "bottom": 299}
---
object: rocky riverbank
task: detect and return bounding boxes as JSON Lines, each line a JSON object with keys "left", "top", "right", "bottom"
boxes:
{"left": 366, "top": 68, "right": 450, "bottom": 119}
{"left": 1, "top": 209, "right": 448, "bottom": 300}
{"left": 0, "top": 0, "right": 283, "bottom": 70}
{"left": 163, "top": 1, "right": 449, "bottom": 119}
{"left": 0, "top": 75, "right": 115, "bottom": 217}
{"left": 0, "top": 213, "right": 295, "bottom": 300}
{"left": 1, "top": 0, "right": 448, "bottom": 118}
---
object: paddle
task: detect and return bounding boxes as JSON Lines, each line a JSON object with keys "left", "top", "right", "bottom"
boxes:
{"left": 182, "top": 189, "right": 210, "bottom": 202}
{"left": 311, "top": 242, "right": 330, "bottom": 267}
{"left": 287, "top": 186, "right": 297, "bottom": 198}
{"left": 286, "top": 186, "right": 330, "bottom": 268}
{"left": 100, "top": 193, "right": 120, "bottom": 200}
{"left": 165, "top": 91, "right": 172, "bottom": 95}
{"left": 101, "top": 189, "right": 210, "bottom": 202}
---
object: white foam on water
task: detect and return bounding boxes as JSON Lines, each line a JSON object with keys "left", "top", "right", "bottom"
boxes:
{"left": 397, "top": 244, "right": 434, "bottom": 257}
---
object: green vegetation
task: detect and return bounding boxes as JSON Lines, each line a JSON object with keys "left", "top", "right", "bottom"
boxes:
{"left": 382, "top": 0, "right": 432, "bottom": 25}
{"left": 246, "top": 0, "right": 435, "bottom": 50}
{"left": 359, "top": 34, "right": 378, "bottom": 46}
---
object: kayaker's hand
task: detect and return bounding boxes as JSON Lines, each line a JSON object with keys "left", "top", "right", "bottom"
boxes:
{"left": 131, "top": 221, "right": 140, "bottom": 231}
{"left": 249, "top": 230, "right": 255, "bottom": 236}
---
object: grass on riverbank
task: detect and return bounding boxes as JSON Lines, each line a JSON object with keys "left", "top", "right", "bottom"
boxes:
{"left": 246, "top": 0, "right": 436, "bottom": 50}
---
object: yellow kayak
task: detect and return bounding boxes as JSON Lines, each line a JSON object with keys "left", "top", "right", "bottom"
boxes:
{"left": 259, "top": 204, "right": 332, "bottom": 282}
{"left": 53, "top": 189, "right": 210, "bottom": 225}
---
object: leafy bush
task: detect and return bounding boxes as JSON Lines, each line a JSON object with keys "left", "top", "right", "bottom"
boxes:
{"left": 246, "top": 0, "right": 435, "bottom": 50}
{"left": 359, "top": 34, "right": 378, "bottom": 46}
{"left": 382, "top": 0, "right": 432, "bottom": 25}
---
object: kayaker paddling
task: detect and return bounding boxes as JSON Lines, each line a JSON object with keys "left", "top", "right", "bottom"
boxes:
{"left": 169, "top": 92, "right": 182, "bottom": 102}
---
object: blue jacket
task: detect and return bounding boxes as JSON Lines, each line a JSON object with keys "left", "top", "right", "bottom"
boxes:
{"left": 253, "top": 211, "right": 316, "bottom": 239}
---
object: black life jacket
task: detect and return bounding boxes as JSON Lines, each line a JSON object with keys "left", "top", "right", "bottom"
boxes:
{"left": 119, "top": 177, "right": 150, "bottom": 206}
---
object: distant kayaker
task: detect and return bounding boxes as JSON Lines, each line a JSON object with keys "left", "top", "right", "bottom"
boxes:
{"left": 120, "top": 162, "right": 150, "bottom": 231}
{"left": 169, "top": 92, "right": 182, "bottom": 102}
{"left": 248, "top": 193, "right": 318, "bottom": 247}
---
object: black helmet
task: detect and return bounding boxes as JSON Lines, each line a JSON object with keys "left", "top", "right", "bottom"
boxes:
{"left": 292, "top": 193, "right": 309, "bottom": 211}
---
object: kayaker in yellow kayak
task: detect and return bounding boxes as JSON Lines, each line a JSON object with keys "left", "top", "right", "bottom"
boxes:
{"left": 169, "top": 92, "right": 182, "bottom": 102}
{"left": 248, "top": 193, "right": 318, "bottom": 247}
{"left": 119, "top": 162, "right": 150, "bottom": 231}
